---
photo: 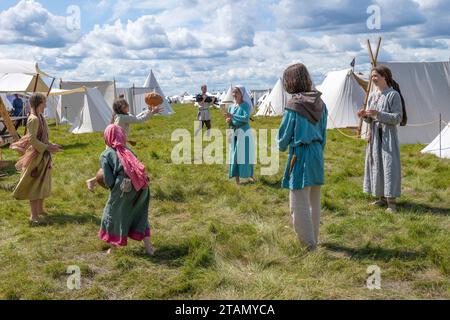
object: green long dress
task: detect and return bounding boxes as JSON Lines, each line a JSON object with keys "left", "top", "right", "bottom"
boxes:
{"left": 98, "top": 147, "right": 151, "bottom": 246}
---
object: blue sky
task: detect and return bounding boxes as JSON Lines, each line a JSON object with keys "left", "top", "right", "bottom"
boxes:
{"left": 0, "top": 0, "right": 449, "bottom": 95}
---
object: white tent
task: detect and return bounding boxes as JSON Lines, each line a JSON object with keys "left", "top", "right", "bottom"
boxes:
{"left": 0, "top": 59, "right": 50, "bottom": 77}
{"left": 364, "top": 61, "right": 450, "bottom": 144}
{"left": 142, "top": 70, "right": 174, "bottom": 115}
{"left": 256, "top": 78, "right": 290, "bottom": 117}
{"left": 59, "top": 80, "right": 115, "bottom": 125}
{"left": 0, "top": 73, "right": 50, "bottom": 93}
{"left": 317, "top": 68, "right": 366, "bottom": 129}
{"left": 421, "top": 123, "right": 450, "bottom": 159}
{"left": 0, "top": 59, "right": 53, "bottom": 94}
{"left": 70, "top": 88, "right": 113, "bottom": 134}
{"left": 181, "top": 94, "right": 195, "bottom": 104}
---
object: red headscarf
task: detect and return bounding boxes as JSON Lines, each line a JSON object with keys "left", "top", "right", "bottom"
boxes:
{"left": 103, "top": 124, "right": 149, "bottom": 191}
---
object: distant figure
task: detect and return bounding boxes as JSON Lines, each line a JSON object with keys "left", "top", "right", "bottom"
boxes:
{"left": 358, "top": 65, "right": 404, "bottom": 213}
{"left": 12, "top": 94, "right": 24, "bottom": 117}
{"left": 194, "top": 84, "right": 215, "bottom": 137}
{"left": 118, "top": 93, "right": 125, "bottom": 99}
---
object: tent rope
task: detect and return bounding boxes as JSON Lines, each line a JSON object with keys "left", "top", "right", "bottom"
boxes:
{"left": 404, "top": 119, "right": 442, "bottom": 127}
{"left": 327, "top": 113, "right": 367, "bottom": 139}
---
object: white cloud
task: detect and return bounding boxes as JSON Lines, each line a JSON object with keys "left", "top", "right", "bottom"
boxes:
{"left": 0, "top": 0, "right": 80, "bottom": 48}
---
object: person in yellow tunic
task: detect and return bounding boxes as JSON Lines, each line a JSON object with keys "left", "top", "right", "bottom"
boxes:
{"left": 11, "top": 93, "right": 63, "bottom": 224}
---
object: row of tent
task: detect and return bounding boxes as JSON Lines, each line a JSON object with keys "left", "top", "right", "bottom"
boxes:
{"left": 0, "top": 59, "right": 448, "bottom": 159}
{"left": 44, "top": 70, "right": 175, "bottom": 134}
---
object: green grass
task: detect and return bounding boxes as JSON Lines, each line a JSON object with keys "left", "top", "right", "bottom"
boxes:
{"left": 0, "top": 104, "right": 449, "bottom": 300}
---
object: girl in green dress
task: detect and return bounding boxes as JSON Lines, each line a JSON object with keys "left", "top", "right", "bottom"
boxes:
{"left": 98, "top": 124, "right": 155, "bottom": 256}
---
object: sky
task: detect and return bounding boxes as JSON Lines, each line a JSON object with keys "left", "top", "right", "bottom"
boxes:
{"left": 0, "top": 0, "right": 449, "bottom": 96}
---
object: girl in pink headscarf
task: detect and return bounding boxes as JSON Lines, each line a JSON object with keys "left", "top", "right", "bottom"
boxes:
{"left": 98, "top": 124, "right": 155, "bottom": 256}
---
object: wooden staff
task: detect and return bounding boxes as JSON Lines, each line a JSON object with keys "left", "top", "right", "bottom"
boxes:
{"left": 357, "top": 37, "right": 382, "bottom": 136}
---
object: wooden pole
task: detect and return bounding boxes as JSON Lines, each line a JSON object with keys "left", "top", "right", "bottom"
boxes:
{"left": 47, "top": 78, "right": 56, "bottom": 97}
{"left": 357, "top": 37, "right": 382, "bottom": 136}
{"left": 439, "top": 113, "right": 442, "bottom": 159}
{"left": 0, "top": 96, "right": 19, "bottom": 141}
{"left": 33, "top": 74, "right": 40, "bottom": 93}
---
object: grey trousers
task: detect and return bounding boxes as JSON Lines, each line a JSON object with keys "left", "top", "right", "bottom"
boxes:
{"left": 290, "top": 186, "right": 321, "bottom": 250}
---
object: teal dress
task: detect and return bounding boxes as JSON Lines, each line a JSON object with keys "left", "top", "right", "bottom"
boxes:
{"left": 98, "top": 147, "right": 151, "bottom": 246}
{"left": 277, "top": 107, "right": 328, "bottom": 190}
{"left": 228, "top": 102, "right": 255, "bottom": 179}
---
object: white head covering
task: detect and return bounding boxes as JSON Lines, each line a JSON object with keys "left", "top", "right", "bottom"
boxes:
{"left": 234, "top": 85, "right": 254, "bottom": 113}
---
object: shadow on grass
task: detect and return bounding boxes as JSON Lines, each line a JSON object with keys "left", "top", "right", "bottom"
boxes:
{"left": 41, "top": 212, "right": 101, "bottom": 226}
{"left": 132, "top": 242, "right": 190, "bottom": 267}
{"left": 322, "top": 242, "right": 426, "bottom": 262}
{"left": 259, "top": 176, "right": 282, "bottom": 189}
{"left": 60, "top": 142, "right": 90, "bottom": 151}
{"left": 397, "top": 200, "right": 450, "bottom": 216}
{"left": 0, "top": 161, "right": 19, "bottom": 178}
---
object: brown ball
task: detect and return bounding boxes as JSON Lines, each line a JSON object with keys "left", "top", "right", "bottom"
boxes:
{"left": 145, "top": 92, "right": 163, "bottom": 107}
{"left": 96, "top": 169, "right": 107, "bottom": 189}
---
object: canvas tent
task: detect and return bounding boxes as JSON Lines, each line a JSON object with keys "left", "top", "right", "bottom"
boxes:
{"left": 251, "top": 89, "right": 270, "bottom": 107}
{"left": 421, "top": 123, "right": 450, "bottom": 159}
{"left": 255, "top": 78, "right": 290, "bottom": 117}
{"left": 69, "top": 88, "right": 113, "bottom": 134}
{"left": 363, "top": 61, "right": 450, "bottom": 144}
{"left": 59, "top": 80, "right": 115, "bottom": 125}
{"left": 317, "top": 68, "right": 367, "bottom": 129}
{"left": 142, "top": 70, "right": 174, "bottom": 115}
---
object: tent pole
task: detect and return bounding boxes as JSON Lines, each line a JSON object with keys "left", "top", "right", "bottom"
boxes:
{"left": 33, "top": 74, "right": 40, "bottom": 93}
{"left": 439, "top": 113, "right": 442, "bottom": 159}
{"left": 47, "top": 78, "right": 56, "bottom": 97}
{"left": 357, "top": 38, "right": 382, "bottom": 136}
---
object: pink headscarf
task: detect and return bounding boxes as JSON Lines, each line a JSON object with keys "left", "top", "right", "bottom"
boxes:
{"left": 103, "top": 124, "right": 149, "bottom": 191}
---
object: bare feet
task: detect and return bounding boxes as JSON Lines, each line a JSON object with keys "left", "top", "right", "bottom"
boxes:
{"left": 106, "top": 247, "right": 114, "bottom": 254}
{"left": 145, "top": 245, "right": 155, "bottom": 256}
{"left": 249, "top": 177, "right": 257, "bottom": 183}
{"left": 86, "top": 178, "right": 96, "bottom": 192}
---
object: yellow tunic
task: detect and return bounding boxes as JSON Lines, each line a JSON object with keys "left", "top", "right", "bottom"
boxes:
{"left": 12, "top": 115, "right": 52, "bottom": 201}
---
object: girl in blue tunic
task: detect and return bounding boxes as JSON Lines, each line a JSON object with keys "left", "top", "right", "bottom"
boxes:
{"left": 277, "top": 63, "right": 328, "bottom": 251}
{"left": 225, "top": 86, "right": 256, "bottom": 185}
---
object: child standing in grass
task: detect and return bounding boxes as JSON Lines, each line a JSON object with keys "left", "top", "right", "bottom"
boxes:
{"left": 98, "top": 124, "right": 155, "bottom": 256}
{"left": 277, "top": 63, "right": 328, "bottom": 251}
{"left": 358, "top": 65, "right": 404, "bottom": 212}
{"left": 11, "top": 93, "right": 63, "bottom": 224}
{"left": 86, "top": 98, "right": 162, "bottom": 191}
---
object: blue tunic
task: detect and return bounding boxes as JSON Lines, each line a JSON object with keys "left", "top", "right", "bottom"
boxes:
{"left": 277, "top": 106, "right": 328, "bottom": 190}
{"left": 228, "top": 102, "right": 255, "bottom": 179}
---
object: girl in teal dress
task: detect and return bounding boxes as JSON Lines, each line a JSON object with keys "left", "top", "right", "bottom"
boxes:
{"left": 225, "top": 86, "right": 256, "bottom": 185}
{"left": 277, "top": 63, "right": 328, "bottom": 251}
{"left": 98, "top": 124, "right": 155, "bottom": 256}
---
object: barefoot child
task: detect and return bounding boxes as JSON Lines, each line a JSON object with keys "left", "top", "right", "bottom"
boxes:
{"left": 277, "top": 63, "right": 328, "bottom": 251}
{"left": 86, "top": 98, "right": 162, "bottom": 191}
{"left": 11, "top": 93, "right": 63, "bottom": 224}
{"left": 98, "top": 124, "right": 155, "bottom": 256}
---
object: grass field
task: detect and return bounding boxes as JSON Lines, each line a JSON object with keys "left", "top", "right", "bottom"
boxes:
{"left": 0, "top": 104, "right": 449, "bottom": 300}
